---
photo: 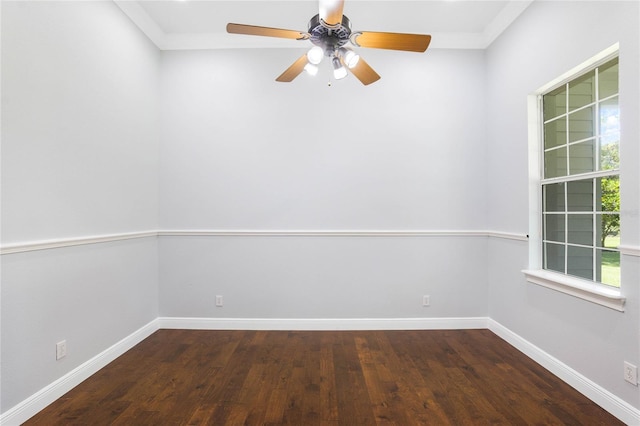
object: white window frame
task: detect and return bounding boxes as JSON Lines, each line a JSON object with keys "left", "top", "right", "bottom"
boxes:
{"left": 523, "top": 43, "right": 625, "bottom": 312}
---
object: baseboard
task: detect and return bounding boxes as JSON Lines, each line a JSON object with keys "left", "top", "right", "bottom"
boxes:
{"left": 157, "top": 316, "right": 490, "bottom": 331}
{"left": 488, "top": 319, "right": 640, "bottom": 426}
{"left": 0, "top": 319, "right": 160, "bottom": 426}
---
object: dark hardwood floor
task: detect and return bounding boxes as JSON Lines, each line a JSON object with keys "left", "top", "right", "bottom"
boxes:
{"left": 25, "top": 329, "right": 623, "bottom": 425}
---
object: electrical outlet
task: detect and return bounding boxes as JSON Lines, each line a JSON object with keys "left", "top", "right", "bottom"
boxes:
{"left": 624, "top": 362, "right": 638, "bottom": 386}
{"left": 422, "top": 295, "right": 430, "bottom": 307}
{"left": 56, "top": 340, "right": 67, "bottom": 360}
{"left": 215, "top": 295, "right": 223, "bottom": 307}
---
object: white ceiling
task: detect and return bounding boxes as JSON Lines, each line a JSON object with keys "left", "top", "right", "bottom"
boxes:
{"left": 115, "top": 0, "right": 534, "bottom": 50}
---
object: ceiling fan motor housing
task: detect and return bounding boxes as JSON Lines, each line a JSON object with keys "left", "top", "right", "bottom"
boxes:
{"left": 308, "top": 14, "right": 352, "bottom": 56}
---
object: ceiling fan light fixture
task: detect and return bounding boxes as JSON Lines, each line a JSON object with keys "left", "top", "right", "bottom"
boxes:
{"left": 332, "top": 56, "right": 348, "bottom": 80}
{"left": 304, "top": 63, "right": 319, "bottom": 76}
{"left": 307, "top": 46, "right": 324, "bottom": 65}
{"left": 226, "top": 0, "right": 432, "bottom": 85}
{"left": 340, "top": 48, "right": 360, "bottom": 69}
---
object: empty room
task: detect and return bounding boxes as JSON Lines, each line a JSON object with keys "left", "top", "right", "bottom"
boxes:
{"left": 1, "top": 0, "right": 639, "bottom": 424}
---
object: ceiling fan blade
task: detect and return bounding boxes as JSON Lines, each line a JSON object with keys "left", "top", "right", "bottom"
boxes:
{"left": 276, "top": 54, "right": 309, "bottom": 82}
{"left": 352, "top": 31, "right": 431, "bottom": 52}
{"left": 348, "top": 57, "right": 381, "bottom": 86}
{"left": 319, "top": 0, "right": 345, "bottom": 27}
{"left": 226, "top": 23, "right": 308, "bottom": 40}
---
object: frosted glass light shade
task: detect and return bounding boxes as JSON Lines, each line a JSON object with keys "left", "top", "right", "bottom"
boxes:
{"left": 344, "top": 50, "right": 360, "bottom": 68}
{"left": 307, "top": 46, "right": 324, "bottom": 65}
{"left": 333, "top": 65, "right": 347, "bottom": 79}
{"left": 332, "top": 57, "right": 347, "bottom": 80}
{"left": 304, "top": 63, "right": 319, "bottom": 76}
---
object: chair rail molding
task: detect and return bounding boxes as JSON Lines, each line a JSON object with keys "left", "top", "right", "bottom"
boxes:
{"left": 10, "top": 229, "right": 628, "bottom": 255}
{"left": 0, "top": 231, "right": 158, "bottom": 255}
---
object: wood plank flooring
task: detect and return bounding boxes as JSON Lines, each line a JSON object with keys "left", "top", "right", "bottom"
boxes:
{"left": 25, "top": 329, "right": 623, "bottom": 425}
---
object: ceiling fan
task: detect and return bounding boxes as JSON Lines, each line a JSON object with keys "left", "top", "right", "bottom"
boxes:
{"left": 226, "top": 0, "right": 431, "bottom": 85}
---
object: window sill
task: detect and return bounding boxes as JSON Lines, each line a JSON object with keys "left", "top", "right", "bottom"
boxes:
{"left": 522, "top": 269, "right": 625, "bottom": 312}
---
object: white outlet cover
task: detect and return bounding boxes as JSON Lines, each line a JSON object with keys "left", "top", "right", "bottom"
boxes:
{"left": 56, "top": 340, "right": 67, "bottom": 360}
{"left": 624, "top": 361, "right": 638, "bottom": 386}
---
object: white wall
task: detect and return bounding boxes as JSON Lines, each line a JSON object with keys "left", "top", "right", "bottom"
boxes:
{"left": 1, "top": 1, "right": 160, "bottom": 411}
{"left": 158, "top": 48, "right": 490, "bottom": 319}
{"left": 159, "top": 235, "right": 488, "bottom": 319}
{"left": 160, "top": 48, "right": 487, "bottom": 231}
{"left": 1, "top": 240, "right": 159, "bottom": 412}
{"left": 485, "top": 0, "right": 640, "bottom": 410}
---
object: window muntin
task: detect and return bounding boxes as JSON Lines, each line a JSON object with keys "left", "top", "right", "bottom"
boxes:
{"left": 541, "top": 57, "right": 620, "bottom": 287}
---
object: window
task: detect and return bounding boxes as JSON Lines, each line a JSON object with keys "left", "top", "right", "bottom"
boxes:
{"left": 524, "top": 45, "right": 625, "bottom": 312}
{"left": 541, "top": 57, "right": 620, "bottom": 287}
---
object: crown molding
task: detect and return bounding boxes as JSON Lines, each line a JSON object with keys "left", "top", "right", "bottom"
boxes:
{"left": 114, "top": 0, "right": 168, "bottom": 49}
{"left": 115, "top": 0, "right": 534, "bottom": 51}
{"left": 481, "top": 0, "right": 533, "bottom": 47}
